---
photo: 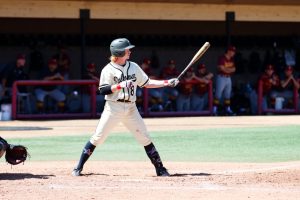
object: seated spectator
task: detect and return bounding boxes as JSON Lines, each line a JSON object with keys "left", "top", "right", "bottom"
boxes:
{"left": 82, "top": 63, "right": 105, "bottom": 113}
{"left": 176, "top": 67, "right": 195, "bottom": 111}
{"left": 191, "top": 64, "right": 213, "bottom": 111}
{"left": 1, "top": 54, "right": 29, "bottom": 101}
{"left": 249, "top": 64, "right": 280, "bottom": 114}
{"left": 53, "top": 45, "right": 71, "bottom": 94}
{"left": 272, "top": 65, "right": 299, "bottom": 108}
{"left": 160, "top": 60, "right": 179, "bottom": 111}
{"left": 35, "top": 59, "right": 66, "bottom": 113}
{"left": 53, "top": 45, "right": 71, "bottom": 79}
{"left": 138, "top": 59, "right": 164, "bottom": 112}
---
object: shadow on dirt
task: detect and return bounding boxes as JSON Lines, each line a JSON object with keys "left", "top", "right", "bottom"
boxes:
{"left": 170, "top": 172, "right": 212, "bottom": 177}
{"left": 0, "top": 127, "right": 52, "bottom": 131}
{"left": 0, "top": 173, "right": 55, "bottom": 180}
{"left": 83, "top": 173, "right": 110, "bottom": 177}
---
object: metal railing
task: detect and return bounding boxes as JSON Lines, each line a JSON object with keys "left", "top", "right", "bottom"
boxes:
{"left": 257, "top": 79, "right": 299, "bottom": 115}
{"left": 12, "top": 80, "right": 213, "bottom": 119}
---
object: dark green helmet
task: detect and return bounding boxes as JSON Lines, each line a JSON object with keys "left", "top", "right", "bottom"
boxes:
{"left": 110, "top": 38, "right": 135, "bottom": 57}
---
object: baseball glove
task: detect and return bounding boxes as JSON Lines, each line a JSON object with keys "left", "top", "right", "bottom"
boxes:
{"left": 5, "top": 144, "right": 28, "bottom": 165}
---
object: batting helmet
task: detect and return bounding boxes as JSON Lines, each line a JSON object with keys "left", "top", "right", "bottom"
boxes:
{"left": 110, "top": 38, "right": 135, "bottom": 57}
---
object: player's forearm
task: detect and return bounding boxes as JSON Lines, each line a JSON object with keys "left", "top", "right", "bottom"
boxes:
{"left": 100, "top": 80, "right": 132, "bottom": 94}
{"left": 144, "top": 79, "right": 168, "bottom": 88}
{"left": 292, "top": 79, "right": 300, "bottom": 89}
{"left": 99, "top": 85, "right": 114, "bottom": 95}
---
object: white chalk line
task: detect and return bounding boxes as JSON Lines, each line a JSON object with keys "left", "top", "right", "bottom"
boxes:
{"left": 48, "top": 183, "right": 300, "bottom": 193}
{"left": 217, "top": 163, "right": 300, "bottom": 174}
{"left": 175, "top": 163, "right": 300, "bottom": 175}
{"left": 48, "top": 182, "right": 226, "bottom": 191}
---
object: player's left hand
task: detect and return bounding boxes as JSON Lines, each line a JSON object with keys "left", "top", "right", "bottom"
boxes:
{"left": 167, "top": 78, "right": 179, "bottom": 87}
{"left": 118, "top": 80, "right": 134, "bottom": 89}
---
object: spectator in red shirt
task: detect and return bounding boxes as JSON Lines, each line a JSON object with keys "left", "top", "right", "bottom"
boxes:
{"left": 160, "top": 60, "right": 179, "bottom": 111}
{"left": 138, "top": 58, "right": 164, "bottom": 111}
{"left": 249, "top": 64, "right": 280, "bottom": 114}
{"left": 53, "top": 46, "right": 71, "bottom": 94}
{"left": 53, "top": 46, "right": 71, "bottom": 78}
{"left": 1, "top": 54, "right": 29, "bottom": 100}
{"left": 271, "top": 65, "right": 299, "bottom": 108}
{"left": 82, "top": 63, "right": 105, "bottom": 113}
{"left": 34, "top": 59, "right": 66, "bottom": 113}
{"left": 213, "top": 46, "right": 236, "bottom": 115}
{"left": 191, "top": 64, "right": 213, "bottom": 111}
{"left": 176, "top": 67, "right": 195, "bottom": 111}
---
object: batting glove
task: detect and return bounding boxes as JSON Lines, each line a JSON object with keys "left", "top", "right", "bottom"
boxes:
{"left": 116, "top": 80, "right": 134, "bottom": 90}
{"left": 167, "top": 78, "right": 179, "bottom": 87}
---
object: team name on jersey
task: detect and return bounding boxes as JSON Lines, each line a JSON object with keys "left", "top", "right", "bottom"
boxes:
{"left": 113, "top": 74, "right": 137, "bottom": 83}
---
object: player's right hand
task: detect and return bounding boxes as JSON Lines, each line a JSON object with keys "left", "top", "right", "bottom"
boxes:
{"left": 167, "top": 78, "right": 179, "bottom": 87}
{"left": 117, "top": 80, "right": 134, "bottom": 89}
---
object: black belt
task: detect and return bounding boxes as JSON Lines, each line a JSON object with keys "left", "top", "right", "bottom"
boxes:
{"left": 218, "top": 74, "right": 231, "bottom": 77}
{"left": 117, "top": 99, "right": 133, "bottom": 103}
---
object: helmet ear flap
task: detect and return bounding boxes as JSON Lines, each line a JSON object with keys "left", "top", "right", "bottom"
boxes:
{"left": 113, "top": 49, "right": 126, "bottom": 57}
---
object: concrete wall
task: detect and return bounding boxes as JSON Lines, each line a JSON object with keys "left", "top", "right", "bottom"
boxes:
{"left": 0, "top": 1, "right": 300, "bottom": 22}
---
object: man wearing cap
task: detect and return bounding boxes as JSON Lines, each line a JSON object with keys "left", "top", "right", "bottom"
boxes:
{"left": 192, "top": 64, "right": 214, "bottom": 111}
{"left": 82, "top": 63, "right": 105, "bottom": 113}
{"left": 0, "top": 54, "right": 29, "bottom": 101}
{"left": 272, "top": 65, "right": 299, "bottom": 108}
{"left": 249, "top": 64, "right": 280, "bottom": 114}
{"left": 160, "top": 60, "right": 179, "bottom": 111}
{"left": 34, "top": 58, "right": 66, "bottom": 113}
{"left": 138, "top": 58, "right": 164, "bottom": 111}
{"left": 213, "top": 46, "right": 236, "bottom": 116}
{"left": 176, "top": 67, "right": 196, "bottom": 111}
{"left": 72, "top": 38, "right": 179, "bottom": 177}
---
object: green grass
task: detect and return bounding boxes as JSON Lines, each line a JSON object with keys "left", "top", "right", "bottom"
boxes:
{"left": 5, "top": 125, "right": 300, "bottom": 163}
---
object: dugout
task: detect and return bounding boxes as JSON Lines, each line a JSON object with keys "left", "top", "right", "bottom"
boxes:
{"left": 0, "top": 0, "right": 300, "bottom": 79}
{"left": 0, "top": 0, "right": 300, "bottom": 117}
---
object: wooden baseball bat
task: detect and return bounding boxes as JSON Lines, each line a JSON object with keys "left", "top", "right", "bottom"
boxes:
{"left": 177, "top": 42, "right": 210, "bottom": 80}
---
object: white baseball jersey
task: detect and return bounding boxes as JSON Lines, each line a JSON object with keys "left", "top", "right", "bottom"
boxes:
{"left": 99, "top": 61, "right": 149, "bottom": 102}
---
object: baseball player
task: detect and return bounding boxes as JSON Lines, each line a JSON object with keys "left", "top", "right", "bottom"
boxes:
{"left": 213, "top": 46, "right": 236, "bottom": 116}
{"left": 272, "top": 65, "right": 299, "bottom": 108}
{"left": 176, "top": 67, "right": 195, "bottom": 111}
{"left": 0, "top": 136, "right": 28, "bottom": 165}
{"left": 0, "top": 137, "right": 8, "bottom": 159}
{"left": 192, "top": 64, "right": 213, "bottom": 111}
{"left": 249, "top": 64, "right": 280, "bottom": 114}
{"left": 34, "top": 58, "right": 66, "bottom": 113}
{"left": 72, "top": 38, "right": 179, "bottom": 177}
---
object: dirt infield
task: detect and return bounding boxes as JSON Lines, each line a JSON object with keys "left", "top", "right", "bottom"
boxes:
{"left": 1, "top": 161, "right": 300, "bottom": 200}
{"left": 1, "top": 115, "right": 300, "bottom": 200}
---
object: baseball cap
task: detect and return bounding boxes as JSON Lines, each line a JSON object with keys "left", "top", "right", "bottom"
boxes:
{"left": 198, "top": 64, "right": 206, "bottom": 70}
{"left": 168, "top": 60, "right": 176, "bottom": 65}
{"left": 187, "top": 67, "right": 194, "bottom": 72}
{"left": 17, "top": 54, "right": 25, "bottom": 60}
{"left": 87, "top": 63, "right": 96, "bottom": 69}
{"left": 285, "top": 65, "right": 293, "bottom": 72}
{"left": 265, "top": 64, "right": 274, "bottom": 71}
{"left": 142, "top": 58, "right": 151, "bottom": 65}
{"left": 227, "top": 45, "right": 236, "bottom": 52}
{"left": 48, "top": 58, "right": 58, "bottom": 65}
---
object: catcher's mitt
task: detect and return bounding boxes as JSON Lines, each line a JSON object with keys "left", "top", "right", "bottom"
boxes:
{"left": 5, "top": 144, "right": 28, "bottom": 165}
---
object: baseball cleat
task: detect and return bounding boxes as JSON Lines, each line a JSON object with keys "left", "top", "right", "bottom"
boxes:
{"left": 72, "top": 168, "right": 82, "bottom": 176}
{"left": 156, "top": 167, "right": 170, "bottom": 177}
